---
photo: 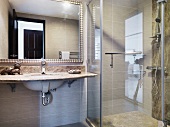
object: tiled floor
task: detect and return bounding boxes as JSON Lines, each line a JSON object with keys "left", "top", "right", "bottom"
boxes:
{"left": 102, "top": 99, "right": 139, "bottom": 116}
{"left": 97, "top": 98, "right": 170, "bottom": 127}
{"left": 91, "top": 111, "right": 170, "bottom": 127}
{"left": 56, "top": 122, "right": 89, "bottom": 127}
{"left": 57, "top": 112, "right": 170, "bottom": 127}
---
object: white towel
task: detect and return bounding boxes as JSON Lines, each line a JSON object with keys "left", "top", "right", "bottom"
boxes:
{"left": 61, "top": 51, "right": 70, "bottom": 59}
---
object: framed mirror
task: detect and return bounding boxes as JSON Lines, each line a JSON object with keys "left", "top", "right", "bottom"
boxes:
{"left": 0, "top": 0, "right": 83, "bottom": 63}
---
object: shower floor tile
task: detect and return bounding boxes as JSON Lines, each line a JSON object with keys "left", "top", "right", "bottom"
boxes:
{"left": 91, "top": 111, "right": 160, "bottom": 127}
{"left": 104, "top": 111, "right": 157, "bottom": 127}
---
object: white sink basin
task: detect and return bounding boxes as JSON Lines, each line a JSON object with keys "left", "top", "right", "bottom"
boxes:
{"left": 23, "top": 80, "right": 64, "bottom": 92}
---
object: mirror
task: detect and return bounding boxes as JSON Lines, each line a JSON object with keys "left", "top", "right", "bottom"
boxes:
{"left": 1, "top": 0, "right": 83, "bottom": 62}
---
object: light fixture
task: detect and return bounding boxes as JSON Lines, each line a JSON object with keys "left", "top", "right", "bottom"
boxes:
{"left": 62, "top": 1, "right": 71, "bottom": 8}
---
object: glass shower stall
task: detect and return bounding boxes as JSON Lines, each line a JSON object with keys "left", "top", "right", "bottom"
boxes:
{"left": 87, "top": 0, "right": 170, "bottom": 126}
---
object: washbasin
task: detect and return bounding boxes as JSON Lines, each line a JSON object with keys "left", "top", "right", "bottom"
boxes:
{"left": 23, "top": 73, "right": 65, "bottom": 106}
{"left": 23, "top": 79, "right": 64, "bottom": 106}
{"left": 23, "top": 80, "right": 64, "bottom": 92}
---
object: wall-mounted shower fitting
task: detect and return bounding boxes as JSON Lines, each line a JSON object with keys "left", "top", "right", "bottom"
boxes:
{"left": 146, "top": 66, "right": 167, "bottom": 73}
{"left": 146, "top": 66, "right": 161, "bottom": 70}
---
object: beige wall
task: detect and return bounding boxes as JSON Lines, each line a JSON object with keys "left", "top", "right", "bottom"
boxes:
{"left": 0, "top": 0, "right": 10, "bottom": 59}
{"left": 17, "top": 13, "right": 79, "bottom": 59}
{"left": 0, "top": 83, "right": 40, "bottom": 126}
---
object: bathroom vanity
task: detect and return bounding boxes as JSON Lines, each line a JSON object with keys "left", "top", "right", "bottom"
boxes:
{"left": 0, "top": 72, "right": 96, "bottom": 83}
{"left": 0, "top": 71, "right": 97, "bottom": 92}
{"left": 0, "top": 70, "right": 97, "bottom": 106}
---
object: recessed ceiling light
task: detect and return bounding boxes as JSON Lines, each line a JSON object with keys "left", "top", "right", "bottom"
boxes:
{"left": 63, "top": 1, "right": 71, "bottom": 9}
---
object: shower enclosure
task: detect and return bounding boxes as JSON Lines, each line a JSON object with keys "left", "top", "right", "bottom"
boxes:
{"left": 87, "top": 0, "right": 170, "bottom": 127}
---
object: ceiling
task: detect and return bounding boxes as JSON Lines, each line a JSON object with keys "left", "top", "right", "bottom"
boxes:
{"left": 8, "top": 0, "right": 86, "bottom": 20}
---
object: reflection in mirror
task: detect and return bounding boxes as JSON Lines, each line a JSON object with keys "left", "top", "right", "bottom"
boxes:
{"left": 91, "top": 5, "right": 100, "bottom": 63}
{"left": 17, "top": 18, "right": 45, "bottom": 59}
{"left": 2, "top": 0, "right": 83, "bottom": 61}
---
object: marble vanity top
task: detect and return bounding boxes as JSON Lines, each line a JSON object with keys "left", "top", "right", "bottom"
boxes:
{"left": 0, "top": 72, "right": 97, "bottom": 83}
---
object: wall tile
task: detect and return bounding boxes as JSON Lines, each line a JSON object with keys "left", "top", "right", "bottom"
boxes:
{"left": 0, "top": 0, "right": 9, "bottom": 59}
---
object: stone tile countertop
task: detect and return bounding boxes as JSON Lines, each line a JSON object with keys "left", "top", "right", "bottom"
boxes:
{"left": 0, "top": 72, "right": 97, "bottom": 83}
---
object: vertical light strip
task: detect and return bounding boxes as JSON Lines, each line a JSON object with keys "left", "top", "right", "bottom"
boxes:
{"left": 100, "top": 0, "right": 103, "bottom": 126}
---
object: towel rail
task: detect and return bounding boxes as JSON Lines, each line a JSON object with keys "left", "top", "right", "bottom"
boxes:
{"left": 59, "top": 51, "right": 79, "bottom": 59}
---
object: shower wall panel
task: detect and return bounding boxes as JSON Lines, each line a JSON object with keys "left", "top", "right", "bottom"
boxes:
{"left": 152, "top": 0, "right": 170, "bottom": 121}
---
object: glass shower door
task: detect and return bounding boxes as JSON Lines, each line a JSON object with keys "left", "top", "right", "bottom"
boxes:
{"left": 101, "top": 0, "right": 161, "bottom": 126}
{"left": 87, "top": 0, "right": 101, "bottom": 127}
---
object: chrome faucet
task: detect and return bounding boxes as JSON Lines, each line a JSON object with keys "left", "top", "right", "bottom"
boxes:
{"left": 41, "top": 59, "right": 46, "bottom": 74}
